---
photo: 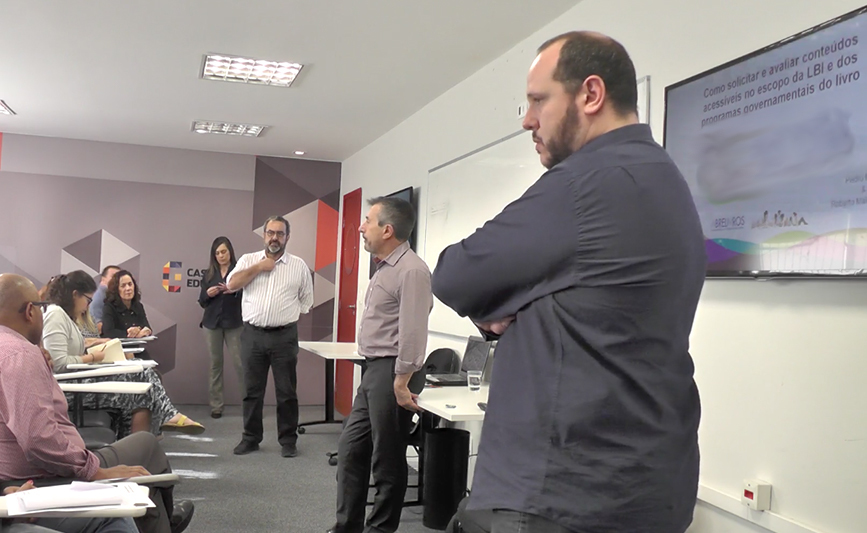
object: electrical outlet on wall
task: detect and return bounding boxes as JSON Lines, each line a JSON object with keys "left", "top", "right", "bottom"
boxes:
{"left": 517, "top": 103, "right": 528, "bottom": 118}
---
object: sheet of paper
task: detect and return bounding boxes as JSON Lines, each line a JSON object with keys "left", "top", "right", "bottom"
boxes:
{"left": 5, "top": 483, "right": 152, "bottom": 516}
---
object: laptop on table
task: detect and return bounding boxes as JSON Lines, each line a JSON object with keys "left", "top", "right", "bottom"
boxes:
{"left": 426, "top": 336, "right": 493, "bottom": 386}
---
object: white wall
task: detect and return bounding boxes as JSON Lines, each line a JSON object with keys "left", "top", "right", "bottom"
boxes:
{"left": 340, "top": 1, "right": 867, "bottom": 532}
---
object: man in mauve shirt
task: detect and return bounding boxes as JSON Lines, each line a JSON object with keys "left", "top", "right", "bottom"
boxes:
{"left": 0, "top": 273, "right": 193, "bottom": 533}
{"left": 330, "top": 197, "right": 432, "bottom": 533}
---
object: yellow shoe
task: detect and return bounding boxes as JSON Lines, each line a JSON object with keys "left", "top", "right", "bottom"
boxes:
{"left": 160, "top": 414, "right": 206, "bottom": 435}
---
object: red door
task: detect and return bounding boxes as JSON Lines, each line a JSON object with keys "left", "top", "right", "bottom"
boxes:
{"left": 335, "top": 188, "right": 362, "bottom": 415}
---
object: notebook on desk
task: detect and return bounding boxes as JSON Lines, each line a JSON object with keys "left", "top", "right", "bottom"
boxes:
{"left": 426, "top": 336, "right": 494, "bottom": 386}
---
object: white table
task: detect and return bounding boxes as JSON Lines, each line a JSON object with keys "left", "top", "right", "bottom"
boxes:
{"left": 60, "top": 382, "right": 151, "bottom": 426}
{"left": 417, "top": 385, "right": 489, "bottom": 422}
{"left": 68, "top": 361, "right": 158, "bottom": 371}
{"left": 298, "top": 342, "right": 364, "bottom": 431}
{"left": 55, "top": 366, "right": 144, "bottom": 380}
{"left": 59, "top": 382, "right": 151, "bottom": 394}
{"left": 0, "top": 496, "right": 148, "bottom": 518}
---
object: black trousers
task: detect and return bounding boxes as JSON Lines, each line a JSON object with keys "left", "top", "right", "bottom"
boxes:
{"left": 240, "top": 322, "right": 299, "bottom": 446}
{"left": 335, "top": 357, "right": 414, "bottom": 533}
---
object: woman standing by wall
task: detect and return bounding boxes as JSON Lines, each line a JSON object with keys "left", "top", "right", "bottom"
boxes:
{"left": 198, "top": 236, "right": 244, "bottom": 419}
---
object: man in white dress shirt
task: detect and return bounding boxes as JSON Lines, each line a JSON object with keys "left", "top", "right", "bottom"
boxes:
{"left": 227, "top": 216, "right": 314, "bottom": 458}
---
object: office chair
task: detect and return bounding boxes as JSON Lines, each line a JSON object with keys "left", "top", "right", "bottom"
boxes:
{"left": 63, "top": 385, "right": 120, "bottom": 450}
{"left": 424, "top": 348, "right": 460, "bottom": 375}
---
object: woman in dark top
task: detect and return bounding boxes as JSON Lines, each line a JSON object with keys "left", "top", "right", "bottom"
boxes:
{"left": 102, "top": 270, "right": 153, "bottom": 360}
{"left": 198, "top": 236, "right": 244, "bottom": 418}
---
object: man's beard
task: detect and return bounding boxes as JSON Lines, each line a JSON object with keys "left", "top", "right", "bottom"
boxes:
{"left": 543, "top": 100, "right": 580, "bottom": 169}
{"left": 267, "top": 241, "right": 283, "bottom": 254}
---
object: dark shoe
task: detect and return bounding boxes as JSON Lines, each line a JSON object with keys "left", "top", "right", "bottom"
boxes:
{"left": 171, "top": 500, "right": 195, "bottom": 533}
{"left": 281, "top": 443, "right": 298, "bottom": 457}
{"left": 210, "top": 410, "right": 222, "bottom": 419}
{"left": 233, "top": 440, "right": 259, "bottom": 455}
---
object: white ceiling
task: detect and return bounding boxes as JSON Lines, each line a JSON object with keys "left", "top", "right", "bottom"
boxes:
{"left": 0, "top": 1, "right": 580, "bottom": 161}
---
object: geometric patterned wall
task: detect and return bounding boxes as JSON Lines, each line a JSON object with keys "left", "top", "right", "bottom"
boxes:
{"left": 0, "top": 131, "right": 341, "bottom": 405}
{"left": 253, "top": 156, "right": 341, "bottom": 344}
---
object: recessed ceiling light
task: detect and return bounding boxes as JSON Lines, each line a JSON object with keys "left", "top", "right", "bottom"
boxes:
{"left": 0, "top": 100, "right": 16, "bottom": 115}
{"left": 191, "top": 120, "right": 268, "bottom": 137}
{"left": 201, "top": 54, "right": 304, "bottom": 87}
{"left": 294, "top": 151, "right": 305, "bottom": 156}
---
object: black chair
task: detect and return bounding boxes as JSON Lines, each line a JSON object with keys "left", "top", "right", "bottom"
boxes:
{"left": 63, "top": 388, "right": 119, "bottom": 450}
{"left": 80, "top": 409, "right": 121, "bottom": 431}
{"left": 78, "top": 427, "right": 118, "bottom": 451}
{"left": 424, "top": 348, "right": 460, "bottom": 375}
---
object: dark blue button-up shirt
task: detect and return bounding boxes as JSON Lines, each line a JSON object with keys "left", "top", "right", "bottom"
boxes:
{"left": 432, "top": 124, "right": 706, "bottom": 533}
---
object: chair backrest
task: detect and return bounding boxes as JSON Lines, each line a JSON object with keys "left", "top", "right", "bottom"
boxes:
{"left": 407, "top": 348, "right": 460, "bottom": 395}
{"left": 425, "top": 348, "right": 460, "bottom": 375}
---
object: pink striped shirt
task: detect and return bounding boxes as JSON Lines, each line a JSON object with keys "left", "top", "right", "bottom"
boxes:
{"left": 0, "top": 326, "right": 100, "bottom": 480}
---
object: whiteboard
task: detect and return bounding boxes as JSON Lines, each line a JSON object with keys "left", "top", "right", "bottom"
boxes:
{"left": 424, "top": 130, "right": 545, "bottom": 336}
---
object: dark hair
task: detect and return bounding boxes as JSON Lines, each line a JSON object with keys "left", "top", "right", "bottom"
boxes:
{"left": 206, "top": 236, "right": 237, "bottom": 283}
{"left": 100, "top": 265, "right": 120, "bottom": 278}
{"left": 48, "top": 270, "right": 98, "bottom": 318}
{"left": 38, "top": 275, "right": 59, "bottom": 301}
{"left": 538, "top": 31, "right": 638, "bottom": 116}
{"left": 106, "top": 270, "right": 141, "bottom": 306}
{"left": 263, "top": 216, "right": 290, "bottom": 235}
{"left": 368, "top": 196, "right": 416, "bottom": 242}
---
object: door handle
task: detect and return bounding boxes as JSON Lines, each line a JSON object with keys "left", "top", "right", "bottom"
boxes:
{"left": 347, "top": 305, "right": 356, "bottom": 309}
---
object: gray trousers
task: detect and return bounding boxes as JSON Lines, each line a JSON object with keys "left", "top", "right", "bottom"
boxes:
{"left": 202, "top": 326, "right": 243, "bottom": 412}
{"left": 93, "top": 432, "right": 173, "bottom": 533}
{"left": 2, "top": 517, "right": 137, "bottom": 533}
{"left": 335, "top": 357, "right": 414, "bottom": 533}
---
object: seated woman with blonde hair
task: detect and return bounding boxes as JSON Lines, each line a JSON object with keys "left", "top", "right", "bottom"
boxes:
{"left": 42, "top": 270, "right": 205, "bottom": 437}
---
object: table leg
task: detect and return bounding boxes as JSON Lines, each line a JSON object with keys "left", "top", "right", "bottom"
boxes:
{"left": 298, "top": 359, "right": 342, "bottom": 433}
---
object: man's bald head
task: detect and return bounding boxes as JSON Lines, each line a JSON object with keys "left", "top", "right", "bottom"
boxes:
{"left": 0, "top": 273, "right": 44, "bottom": 344}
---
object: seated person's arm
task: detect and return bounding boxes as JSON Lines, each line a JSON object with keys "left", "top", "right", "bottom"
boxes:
{"left": 42, "top": 316, "right": 85, "bottom": 374}
{"left": 83, "top": 337, "right": 109, "bottom": 348}
{"left": 134, "top": 304, "right": 152, "bottom": 338}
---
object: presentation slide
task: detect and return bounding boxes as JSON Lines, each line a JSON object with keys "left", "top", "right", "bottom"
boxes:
{"left": 665, "top": 10, "right": 867, "bottom": 275}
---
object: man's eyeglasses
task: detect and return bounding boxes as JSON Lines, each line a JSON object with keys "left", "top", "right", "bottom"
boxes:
{"left": 265, "top": 230, "right": 286, "bottom": 239}
{"left": 18, "top": 301, "right": 50, "bottom": 313}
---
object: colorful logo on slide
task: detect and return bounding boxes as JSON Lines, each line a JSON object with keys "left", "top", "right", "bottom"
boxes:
{"left": 162, "top": 261, "right": 183, "bottom": 293}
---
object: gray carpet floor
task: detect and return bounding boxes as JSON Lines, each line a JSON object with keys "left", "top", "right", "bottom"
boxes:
{"left": 162, "top": 404, "right": 438, "bottom": 533}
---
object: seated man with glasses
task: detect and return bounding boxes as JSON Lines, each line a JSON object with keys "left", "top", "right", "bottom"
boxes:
{"left": 0, "top": 273, "right": 195, "bottom": 533}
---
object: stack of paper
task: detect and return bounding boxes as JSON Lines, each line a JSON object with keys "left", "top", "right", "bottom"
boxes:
{"left": 5, "top": 482, "right": 153, "bottom": 516}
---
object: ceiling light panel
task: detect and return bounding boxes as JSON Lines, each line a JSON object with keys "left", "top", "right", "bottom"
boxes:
{"left": 0, "top": 100, "right": 16, "bottom": 115}
{"left": 191, "top": 120, "right": 267, "bottom": 137}
{"left": 202, "top": 54, "right": 303, "bottom": 87}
